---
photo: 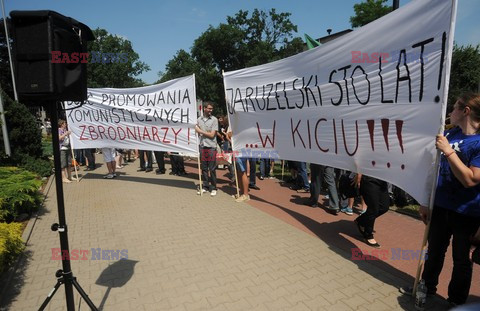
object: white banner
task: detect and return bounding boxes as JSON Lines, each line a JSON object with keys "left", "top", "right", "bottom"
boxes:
{"left": 66, "top": 75, "right": 199, "bottom": 154}
{"left": 223, "top": 0, "right": 457, "bottom": 206}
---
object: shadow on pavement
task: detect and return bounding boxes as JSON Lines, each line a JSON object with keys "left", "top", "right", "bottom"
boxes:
{"left": 95, "top": 259, "right": 138, "bottom": 310}
{"left": 246, "top": 193, "right": 450, "bottom": 311}
{"left": 82, "top": 173, "right": 197, "bottom": 190}
{"left": 0, "top": 250, "right": 33, "bottom": 311}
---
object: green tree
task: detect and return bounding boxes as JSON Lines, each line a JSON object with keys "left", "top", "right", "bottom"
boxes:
{"left": 350, "top": 0, "right": 392, "bottom": 28}
{"left": 448, "top": 44, "right": 480, "bottom": 109}
{"left": 1, "top": 92, "right": 42, "bottom": 161}
{"left": 189, "top": 24, "right": 247, "bottom": 104}
{"left": 159, "top": 9, "right": 304, "bottom": 113}
{"left": 159, "top": 50, "right": 200, "bottom": 82}
{"left": 0, "top": 92, "right": 53, "bottom": 176}
{"left": 87, "top": 28, "right": 150, "bottom": 88}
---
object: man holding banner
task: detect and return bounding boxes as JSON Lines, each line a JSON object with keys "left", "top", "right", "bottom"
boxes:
{"left": 196, "top": 102, "right": 218, "bottom": 196}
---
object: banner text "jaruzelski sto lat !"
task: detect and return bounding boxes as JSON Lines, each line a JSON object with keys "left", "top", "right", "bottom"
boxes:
{"left": 223, "top": 0, "right": 457, "bottom": 205}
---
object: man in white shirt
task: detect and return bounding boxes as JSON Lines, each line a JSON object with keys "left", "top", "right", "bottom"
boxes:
{"left": 195, "top": 102, "right": 218, "bottom": 196}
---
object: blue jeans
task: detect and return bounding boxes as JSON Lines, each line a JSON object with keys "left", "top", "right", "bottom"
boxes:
{"left": 297, "top": 162, "right": 309, "bottom": 190}
{"left": 259, "top": 159, "right": 271, "bottom": 177}
{"left": 200, "top": 147, "right": 217, "bottom": 190}
{"left": 322, "top": 166, "right": 339, "bottom": 210}
{"left": 249, "top": 158, "right": 257, "bottom": 185}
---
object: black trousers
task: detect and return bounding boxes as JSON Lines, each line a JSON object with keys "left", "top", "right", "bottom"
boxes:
{"left": 74, "top": 149, "right": 86, "bottom": 165}
{"left": 249, "top": 158, "right": 257, "bottom": 186}
{"left": 139, "top": 150, "right": 152, "bottom": 169}
{"left": 200, "top": 147, "right": 217, "bottom": 190}
{"left": 84, "top": 149, "right": 95, "bottom": 169}
{"left": 171, "top": 154, "right": 185, "bottom": 174}
{"left": 154, "top": 151, "right": 165, "bottom": 172}
{"left": 422, "top": 206, "right": 480, "bottom": 304}
{"left": 309, "top": 163, "right": 322, "bottom": 203}
{"left": 357, "top": 176, "right": 389, "bottom": 239}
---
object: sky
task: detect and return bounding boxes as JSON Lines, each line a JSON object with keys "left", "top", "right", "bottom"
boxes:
{"left": 4, "top": 0, "right": 479, "bottom": 84}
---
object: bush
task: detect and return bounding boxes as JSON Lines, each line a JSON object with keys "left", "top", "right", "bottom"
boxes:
{"left": 0, "top": 167, "right": 43, "bottom": 222}
{"left": 19, "top": 156, "right": 52, "bottom": 178}
{"left": 0, "top": 90, "right": 43, "bottom": 163}
{"left": 0, "top": 153, "right": 52, "bottom": 178}
{"left": 42, "top": 134, "right": 53, "bottom": 158}
{"left": 0, "top": 90, "right": 53, "bottom": 177}
{"left": 0, "top": 222, "right": 25, "bottom": 274}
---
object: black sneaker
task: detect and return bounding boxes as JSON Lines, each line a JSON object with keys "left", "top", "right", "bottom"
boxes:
{"left": 303, "top": 200, "right": 318, "bottom": 208}
{"left": 145, "top": 168, "right": 153, "bottom": 172}
{"left": 249, "top": 184, "right": 260, "bottom": 190}
{"left": 447, "top": 299, "right": 459, "bottom": 308}
{"left": 325, "top": 206, "right": 339, "bottom": 215}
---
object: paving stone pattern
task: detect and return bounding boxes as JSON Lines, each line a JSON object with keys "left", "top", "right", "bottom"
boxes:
{"left": 0, "top": 161, "right": 451, "bottom": 310}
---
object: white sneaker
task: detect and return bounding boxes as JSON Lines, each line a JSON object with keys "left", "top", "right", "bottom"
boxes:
{"left": 235, "top": 194, "right": 250, "bottom": 202}
{"left": 210, "top": 190, "right": 217, "bottom": 196}
{"left": 104, "top": 174, "right": 114, "bottom": 179}
{"left": 197, "top": 188, "right": 207, "bottom": 195}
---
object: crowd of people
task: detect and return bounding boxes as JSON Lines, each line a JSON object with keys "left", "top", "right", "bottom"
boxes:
{"left": 56, "top": 93, "right": 480, "bottom": 307}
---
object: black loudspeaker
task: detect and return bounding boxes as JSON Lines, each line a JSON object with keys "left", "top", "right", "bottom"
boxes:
{"left": 10, "top": 10, "right": 94, "bottom": 101}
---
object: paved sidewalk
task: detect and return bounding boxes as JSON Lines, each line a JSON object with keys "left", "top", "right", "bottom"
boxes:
{"left": 0, "top": 160, "right": 457, "bottom": 310}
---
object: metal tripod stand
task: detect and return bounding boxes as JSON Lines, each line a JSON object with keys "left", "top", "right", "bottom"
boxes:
{"left": 38, "top": 102, "right": 97, "bottom": 311}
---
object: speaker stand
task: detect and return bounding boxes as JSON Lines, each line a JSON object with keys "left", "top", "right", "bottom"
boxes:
{"left": 38, "top": 101, "right": 97, "bottom": 311}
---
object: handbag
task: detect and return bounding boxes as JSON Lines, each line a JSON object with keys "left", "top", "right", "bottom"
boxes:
{"left": 61, "top": 135, "right": 70, "bottom": 150}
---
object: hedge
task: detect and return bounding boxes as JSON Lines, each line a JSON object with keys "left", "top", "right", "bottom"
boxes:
{"left": 0, "top": 222, "right": 24, "bottom": 274}
{"left": 0, "top": 167, "right": 43, "bottom": 222}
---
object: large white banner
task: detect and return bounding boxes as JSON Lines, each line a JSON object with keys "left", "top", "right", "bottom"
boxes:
{"left": 223, "top": 0, "right": 457, "bottom": 206}
{"left": 66, "top": 75, "right": 199, "bottom": 154}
